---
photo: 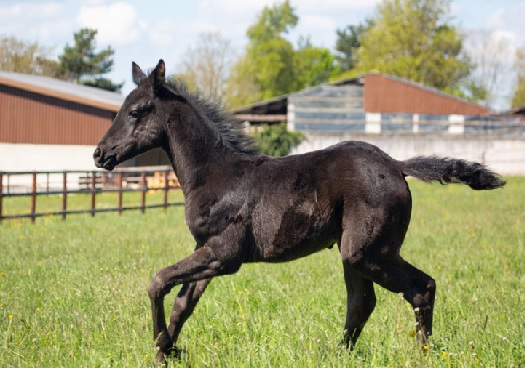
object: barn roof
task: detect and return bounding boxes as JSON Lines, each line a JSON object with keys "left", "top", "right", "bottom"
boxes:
{"left": 230, "top": 72, "right": 490, "bottom": 121}
{"left": 0, "top": 71, "right": 125, "bottom": 112}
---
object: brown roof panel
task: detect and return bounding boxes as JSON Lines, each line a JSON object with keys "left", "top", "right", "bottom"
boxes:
{"left": 0, "top": 71, "right": 124, "bottom": 112}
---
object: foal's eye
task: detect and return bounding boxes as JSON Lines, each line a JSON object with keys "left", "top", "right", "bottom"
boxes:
{"left": 129, "top": 110, "right": 140, "bottom": 119}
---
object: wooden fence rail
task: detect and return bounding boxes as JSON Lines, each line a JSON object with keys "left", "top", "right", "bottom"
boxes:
{"left": 0, "top": 166, "right": 182, "bottom": 223}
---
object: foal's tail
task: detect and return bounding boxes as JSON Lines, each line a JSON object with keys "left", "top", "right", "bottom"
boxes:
{"left": 401, "top": 156, "right": 506, "bottom": 190}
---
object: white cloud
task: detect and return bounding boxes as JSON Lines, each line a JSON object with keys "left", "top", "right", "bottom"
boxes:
{"left": 291, "top": 0, "right": 379, "bottom": 11}
{"left": 198, "top": 0, "right": 278, "bottom": 15}
{"left": 0, "top": 2, "right": 72, "bottom": 47}
{"left": 82, "top": 0, "right": 107, "bottom": 5}
{"left": 77, "top": 2, "right": 144, "bottom": 46}
{"left": 300, "top": 15, "right": 337, "bottom": 31}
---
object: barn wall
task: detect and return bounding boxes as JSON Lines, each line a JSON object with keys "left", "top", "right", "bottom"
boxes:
{"left": 364, "top": 74, "right": 490, "bottom": 116}
{"left": 0, "top": 84, "right": 113, "bottom": 145}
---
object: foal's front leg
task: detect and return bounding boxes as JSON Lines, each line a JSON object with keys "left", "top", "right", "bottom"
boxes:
{"left": 148, "top": 245, "right": 223, "bottom": 363}
{"left": 166, "top": 279, "right": 212, "bottom": 357}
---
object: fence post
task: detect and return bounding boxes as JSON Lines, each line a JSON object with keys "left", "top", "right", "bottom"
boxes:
{"left": 91, "top": 171, "right": 96, "bottom": 217}
{"left": 141, "top": 172, "right": 146, "bottom": 213}
{"left": 31, "top": 172, "right": 37, "bottom": 223}
{"left": 163, "top": 170, "right": 168, "bottom": 211}
{"left": 0, "top": 173, "right": 3, "bottom": 222}
{"left": 62, "top": 172, "right": 67, "bottom": 220}
{"left": 118, "top": 172, "right": 123, "bottom": 216}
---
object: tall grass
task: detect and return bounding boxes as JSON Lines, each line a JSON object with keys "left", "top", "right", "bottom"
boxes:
{"left": 1, "top": 178, "right": 524, "bottom": 367}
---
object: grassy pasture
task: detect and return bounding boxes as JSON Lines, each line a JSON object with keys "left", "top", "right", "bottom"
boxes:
{"left": 1, "top": 178, "right": 524, "bottom": 367}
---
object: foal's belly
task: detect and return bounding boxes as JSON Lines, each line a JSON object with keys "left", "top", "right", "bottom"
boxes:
{"left": 249, "top": 203, "right": 339, "bottom": 263}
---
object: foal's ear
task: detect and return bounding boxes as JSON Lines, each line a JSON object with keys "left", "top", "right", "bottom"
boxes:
{"left": 153, "top": 59, "right": 166, "bottom": 88}
{"left": 132, "top": 62, "right": 146, "bottom": 85}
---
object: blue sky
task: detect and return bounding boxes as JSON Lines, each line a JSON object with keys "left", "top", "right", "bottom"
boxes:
{"left": 1, "top": 0, "right": 523, "bottom": 107}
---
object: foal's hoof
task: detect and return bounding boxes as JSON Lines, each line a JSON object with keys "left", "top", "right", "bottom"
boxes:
{"left": 155, "top": 350, "right": 167, "bottom": 366}
{"left": 168, "top": 345, "right": 183, "bottom": 360}
{"left": 155, "top": 345, "right": 183, "bottom": 365}
{"left": 415, "top": 330, "right": 431, "bottom": 345}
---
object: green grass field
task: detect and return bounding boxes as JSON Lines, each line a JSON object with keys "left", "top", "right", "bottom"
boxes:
{"left": 1, "top": 178, "right": 524, "bottom": 367}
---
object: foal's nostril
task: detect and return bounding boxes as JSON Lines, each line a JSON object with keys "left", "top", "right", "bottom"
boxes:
{"left": 93, "top": 147, "right": 102, "bottom": 160}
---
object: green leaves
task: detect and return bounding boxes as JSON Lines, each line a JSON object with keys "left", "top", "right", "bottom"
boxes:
{"left": 246, "top": 0, "right": 298, "bottom": 42}
{"left": 252, "top": 123, "right": 305, "bottom": 157}
{"left": 0, "top": 30, "right": 121, "bottom": 92}
{"left": 335, "top": 20, "right": 374, "bottom": 72}
{"left": 511, "top": 47, "right": 525, "bottom": 108}
{"left": 294, "top": 45, "right": 339, "bottom": 90}
{"left": 356, "top": 0, "right": 471, "bottom": 92}
{"left": 227, "top": 1, "right": 336, "bottom": 108}
{"left": 58, "top": 28, "right": 122, "bottom": 92}
{"left": 0, "top": 36, "right": 60, "bottom": 77}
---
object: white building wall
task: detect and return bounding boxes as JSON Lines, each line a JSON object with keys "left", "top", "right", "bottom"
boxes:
{"left": 291, "top": 133, "right": 525, "bottom": 175}
{"left": 0, "top": 143, "right": 98, "bottom": 172}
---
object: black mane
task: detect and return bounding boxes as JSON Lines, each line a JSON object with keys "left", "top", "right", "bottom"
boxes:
{"left": 166, "top": 79, "right": 259, "bottom": 155}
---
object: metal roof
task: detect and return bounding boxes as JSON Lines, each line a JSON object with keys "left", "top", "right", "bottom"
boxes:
{"left": 0, "top": 71, "right": 125, "bottom": 112}
{"left": 230, "top": 72, "right": 491, "bottom": 118}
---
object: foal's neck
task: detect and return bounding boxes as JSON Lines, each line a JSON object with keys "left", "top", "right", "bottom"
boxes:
{"left": 163, "top": 103, "right": 233, "bottom": 196}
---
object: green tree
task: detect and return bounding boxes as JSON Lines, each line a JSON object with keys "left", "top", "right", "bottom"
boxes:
{"left": 59, "top": 28, "right": 122, "bottom": 92}
{"left": 511, "top": 47, "right": 525, "bottom": 108}
{"left": 226, "top": 1, "right": 337, "bottom": 108}
{"left": 356, "top": 0, "right": 471, "bottom": 92}
{"left": 0, "top": 35, "right": 60, "bottom": 76}
{"left": 226, "top": 1, "right": 298, "bottom": 107}
{"left": 334, "top": 19, "right": 374, "bottom": 72}
{"left": 293, "top": 37, "right": 339, "bottom": 89}
{"left": 252, "top": 123, "right": 305, "bottom": 156}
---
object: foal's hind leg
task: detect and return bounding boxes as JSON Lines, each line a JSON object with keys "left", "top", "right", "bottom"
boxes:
{"left": 341, "top": 263, "right": 376, "bottom": 349}
{"left": 346, "top": 252, "right": 436, "bottom": 345}
{"left": 165, "top": 279, "right": 211, "bottom": 358}
{"left": 398, "top": 259, "right": 436, "bottom": 343}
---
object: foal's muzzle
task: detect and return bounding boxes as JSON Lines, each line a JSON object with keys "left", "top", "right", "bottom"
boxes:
{"left": 93, "top": 147, "right": 116, "bottom": 171}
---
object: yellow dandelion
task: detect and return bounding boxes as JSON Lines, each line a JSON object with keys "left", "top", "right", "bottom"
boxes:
{"left": 35, "top": 307, "right": 40, "bottom": 312}
{"left": 441, "top": 352, "right": 448, "bottom": 359}
{"left": 437, "top": 265, "right": 441, "bottom": 271}
{"left": 423, "top": 345, "right": 429, "bottom": 351}
{"left": 8, "top": 314, "right": 13, "bottom": 319}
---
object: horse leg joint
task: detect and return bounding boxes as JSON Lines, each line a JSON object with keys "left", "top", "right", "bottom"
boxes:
{"left": 148, "top": 272, "right": 165, "bottom": 300}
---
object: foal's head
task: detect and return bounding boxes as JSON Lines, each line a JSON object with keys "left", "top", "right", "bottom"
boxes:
{"left": 94, "top": 59, "right": 171, "bottom": 170}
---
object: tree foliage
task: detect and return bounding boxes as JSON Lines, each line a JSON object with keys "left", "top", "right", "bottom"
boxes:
{"left": 294, "top": 37, "right": 338, "bottom": 90}
{"left": 173, "top": 32, "right": 234, "bottom": 102}
{"left": 0, "top": 36, "right": 60, "bottom": 76}
{"left": 511, "top": 47, "right": 525, "bottom": 108}
{"left": 58, "top": 28, "right": 122, "bottom": 92}
{"left": 334, "top": 19, "right": 374, "bottom": 72}
{"left": 355, "top": 0, "right": 471, "bottom": 93}
{"left": 463, "top": 30, "right": 514, "bottom": 107}
{"left": 252, "top": 123, "right": 305, "bottom": 156}
{"left": 226, "top": 1, "right": 297, "bottom": 107}
{"left": 226, "top": 1, "right": 336, "bottom": 108}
